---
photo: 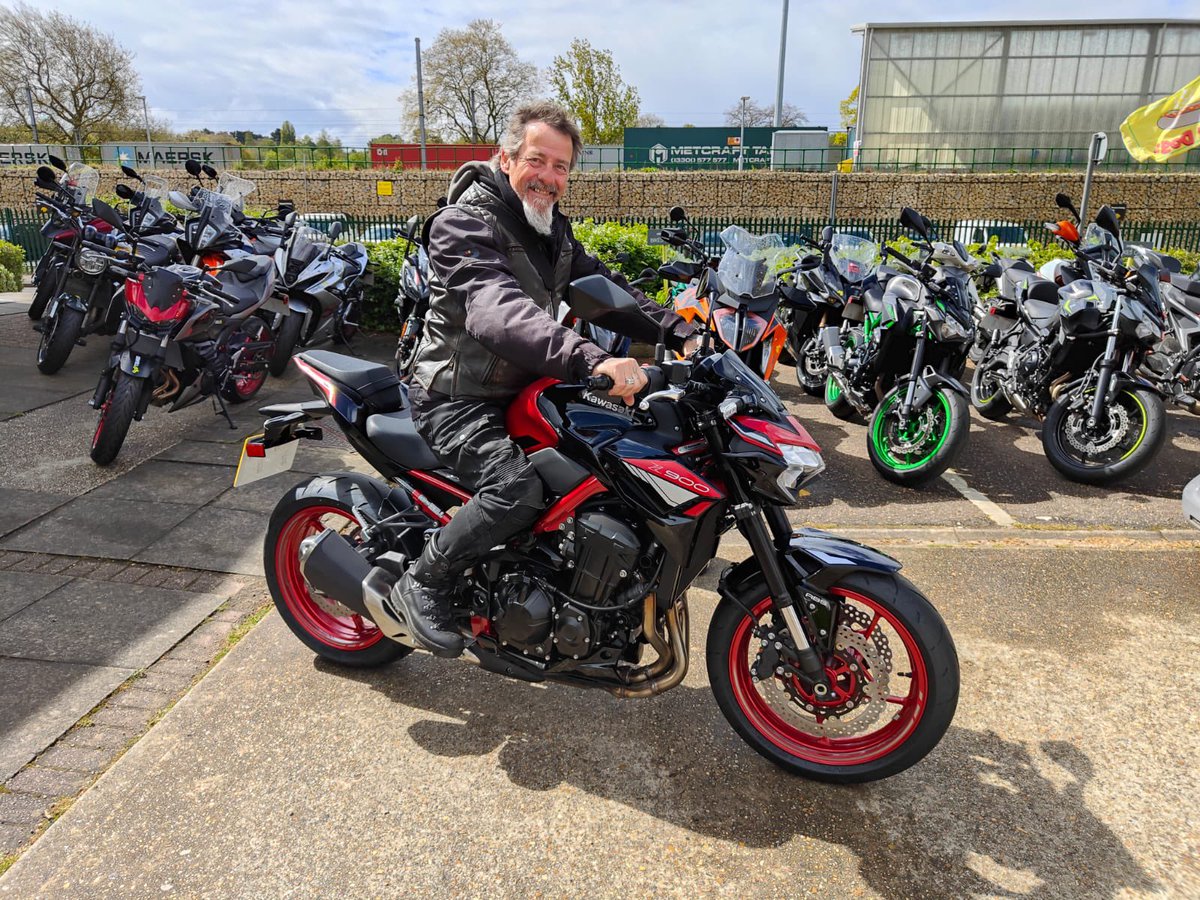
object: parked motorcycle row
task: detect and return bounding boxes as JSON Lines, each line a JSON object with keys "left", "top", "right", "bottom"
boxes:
{"left": 24, "top": 154, "right": 373, "bottom": 465}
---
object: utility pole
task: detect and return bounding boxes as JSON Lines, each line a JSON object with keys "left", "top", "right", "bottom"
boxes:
{"left": 415, "top": 37, "right": 428, "bottom": 170}
{"left": 139, "top": 95, "right": 154, "bottom": 168}
{"left": 1078, "top": 131, "right": 1109, "bottom": 226}
{"left": 774, "top": 0, "right": 789, "bottom": 128}
{"left": 739, "top": 96, "right": 749, "bottom": 172}
{"left": 25, "top": 85, "right": 38, "bottom": 143}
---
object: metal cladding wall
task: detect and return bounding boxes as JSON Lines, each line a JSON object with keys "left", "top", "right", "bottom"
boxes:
{"left": 369, "top": 143, "right": 496, "bottom": 170}
{"left": 852, "top": 19, "right": 1200, "bottom": 165}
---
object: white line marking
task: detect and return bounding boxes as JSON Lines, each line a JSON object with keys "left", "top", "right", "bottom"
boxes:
{"left": 941, "top": 469, "right": 1015, "bottom": 528}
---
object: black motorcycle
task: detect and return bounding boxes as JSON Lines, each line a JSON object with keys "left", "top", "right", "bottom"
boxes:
{"left": 970, "top": 206, "right": 1167, "bottom": 484}
{"left": 825, "top": 208, "right": 977, "bottom": 486}
{"left": 392, "top": 215, "right": 430, "bottom": 378}
{"left": 86, "top": 198, "right": 278, "bottom": 466}
{"left": 240, "top": 274, "right": 959, "bottom": 784}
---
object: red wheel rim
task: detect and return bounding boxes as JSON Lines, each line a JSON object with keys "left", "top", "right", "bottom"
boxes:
{"left": 728, "top": 593, "right": 928, "bottom": 766}
{"left": 231, "top": 323, "right": 268, "bottom": 398}
{"left": 275, "top": 504, "right": 382, "bottom": 651}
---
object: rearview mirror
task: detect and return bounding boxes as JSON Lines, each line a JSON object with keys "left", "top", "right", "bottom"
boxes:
{"left": 184, "top": 159, "right": 202, "bottom": 178}
{"left": 36, "top": 165, "right": 57, "bottom": 184}
{"left": 668, "top": 206, "right": 687, "bottom": 223}
{"left": 1095, "top": 205, "right": 1121, "bottom": 240}
{"left": 278, "top": 199, "right": 295, "bottom": 214}
{"left": 568, "top": 275, "right": 655, "bottom": 335}
{"left": 1055, "top": 192, "right": 1081, "bottom": 222}
{"left": 91, "top": 198, "right": 125, "bottom": 231}
{"left": 201, "top": 164, "right": 218, "bottom": 179}
{"left": 48, "top": 154, "right": 67, "bottom": 171}
{"left": 328, "top": 221, "right": 343, "bottom": 242}
{"left": 284, "top": 211, "right": 297, "bottom": 227}
{"left": 820, "top": 225, "right": 834, "bottom": 243}
{"left": 120, "top": 164, "right": 142, "bottom": 181}
{"left": 899, "top": 206, "right": 929, "bottom": 239}
{"left": 114, "top": 183, "right": 136, "bottom": 200}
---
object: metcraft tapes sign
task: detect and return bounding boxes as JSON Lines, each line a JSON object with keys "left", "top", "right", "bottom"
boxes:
{"left": 623, "top": 128, "right": 777, "bottom": 169}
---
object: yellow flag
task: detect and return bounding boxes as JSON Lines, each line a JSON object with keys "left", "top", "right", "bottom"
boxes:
{"left": 1120, "top": 73, "right": 1200, "bottom": 163}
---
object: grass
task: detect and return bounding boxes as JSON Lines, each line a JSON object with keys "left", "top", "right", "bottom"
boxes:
{"left": 209, "top": 601, "right": 272, "bottom": 668}
{"left": 0, "top": 854, "right": 16, "bottom": 877}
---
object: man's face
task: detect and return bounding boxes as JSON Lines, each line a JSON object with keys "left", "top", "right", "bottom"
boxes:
{"left": 499, "top": 120, "right": 572, "bottom": 216}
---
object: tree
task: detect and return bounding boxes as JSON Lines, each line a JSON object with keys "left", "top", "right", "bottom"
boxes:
{"left": 635, "top": 112, "right": 665, "bottom": 128}
{"left": 0, "top": 3, "right": 142, "bottom": 144}
{"left": 401, "top": 19, "right": 537, "bottom": 143}
{"left": 839, "top": 85, "right": 859, "bottom": 130}
{"left": 548, "top": 39, "right": 640, "bottom": 144}
{"left": 271, "top": 120, "right": 297, "bottom": 145}
{"left": 722, "top": 98, "right": 806, "bottom": 128}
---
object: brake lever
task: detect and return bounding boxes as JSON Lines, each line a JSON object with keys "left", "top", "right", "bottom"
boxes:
{"left": 638, "top": 387, "right": 685, "bottom": 411}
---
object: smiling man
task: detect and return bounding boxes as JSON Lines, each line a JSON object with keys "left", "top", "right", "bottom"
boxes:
{"left": 392, "top": 100, "right": 697, "bottom": 657}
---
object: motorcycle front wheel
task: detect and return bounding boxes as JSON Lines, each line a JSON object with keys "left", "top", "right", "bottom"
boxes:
{"left": 824, "top": 375, "right": 856, "bottom": 420}
{"left": 1041, "top": 385, "right": 1166, "bottom": 484}
{"left": 35, "top": 305, "right": 85, "bottom": 375}
{"left": 90, "top": 373, "right": 142, "bottom": 466}
{"left": 707, "top": 571, "right": 959, "bottom": 783}
{"left": 795, "top": 334, "right": 827, "bottom": 397}
{"left": 868, "top": 384, "right": 969, "bottom": 486}
{"left": 969, "top": 361, "right": 1013, "bottom": 420}
{"left": 269, "top": 311, "right": 303, "bottom": 377}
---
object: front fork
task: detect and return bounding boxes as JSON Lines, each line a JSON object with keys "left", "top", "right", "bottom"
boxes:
{"left": 704, "top": 420, "right": 831, "bottom": 692}
{"left": 899, "top": 327, "right": 929, "bottom": 419}
{"left": 1087, "top": 299, "right": 1124, "bottom": 429}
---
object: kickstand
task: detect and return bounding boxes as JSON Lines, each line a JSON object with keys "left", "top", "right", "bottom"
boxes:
{"left": 211, "top": 392, "right": 237, "bottom": 430}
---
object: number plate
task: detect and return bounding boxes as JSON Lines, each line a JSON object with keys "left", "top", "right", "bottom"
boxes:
{"left": 233, "top": 434, "right": 299, "bottom": 487}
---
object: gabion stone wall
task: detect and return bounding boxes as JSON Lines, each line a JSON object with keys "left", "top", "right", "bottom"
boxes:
{"left": 3, "top": 167, "right": 1198, "bottom": 224}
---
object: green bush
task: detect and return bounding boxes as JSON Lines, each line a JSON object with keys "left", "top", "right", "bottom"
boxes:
{"left": 0, "top": 240, "right": 24, "bottom": 286}
{"left": 571, "top": 218, "right": 667, "bottom": 302}
{"left": 360, "top": 237, "right": 413, "bottom": 331}
{"left": 0, "top": 267, "right": 19, "bottom": 292}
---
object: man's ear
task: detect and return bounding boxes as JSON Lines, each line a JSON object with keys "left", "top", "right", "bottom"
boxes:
{"left": 498, "top": 149, "right": 512, "bottom": 175}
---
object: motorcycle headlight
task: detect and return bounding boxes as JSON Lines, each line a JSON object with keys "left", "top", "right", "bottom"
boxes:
{"left": 778, "top": 444, "right": 825, "bottom": 493}
{"left": 712, "top": 307, "right": 769, "bottom": 351}
{"left": 77, "top": 249, "right": 107, "bottom": 275}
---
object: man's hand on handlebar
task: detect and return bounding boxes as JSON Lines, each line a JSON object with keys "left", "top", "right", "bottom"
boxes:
{"left": 591, "top": 357, "right": 649, "bottom": 405}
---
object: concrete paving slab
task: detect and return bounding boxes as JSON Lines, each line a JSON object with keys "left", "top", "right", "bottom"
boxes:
{"left": 0, "top": 572, "right": 71, "bottom": 623}
{"left": 209, "top": 472, "right": 314, "bottom": 514}
{"left": 151, "top": 440, "right": 238, "bottom": 468}
{"left": 0, "top": 488, "right": 71, "bottom": 538}
{"left": 0, "top": 497, "right": 198, "bottom": 560}
{"left": 0, "top": 580, "right": 226, "bottom": 669}
{"left": 0, "top": 657, "right": 132, "bottom": 783}
{"left": 84, "top": 460, "right": 233, "bottom": 507}
{"left": 134, "top": 507, "right": 268, "bottom": 576}
{"left": 0, "top": 545, "right": 1191, "bottom": 897}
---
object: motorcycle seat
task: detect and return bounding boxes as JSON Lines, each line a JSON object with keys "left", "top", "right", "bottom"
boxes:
{"left": 215, "top": 261, "right": 275, "bottom": 313}
{"left": 1000, "top": 268, "right": 1053, "bottom": 301}
{"left": 366, "top": 411, "right": 442, "bottom": 470}
{"left": 299, "top": 349, "right": 401, "bottom": 397}
{"left": 1170, "top": 273, "right": 1200, "bottom": 300}
{"left": 1022, "top": 297, "right": 1060, "bottom": 328}
{"left": 1025, "top": 280, "right": 1060, "bottom": 304}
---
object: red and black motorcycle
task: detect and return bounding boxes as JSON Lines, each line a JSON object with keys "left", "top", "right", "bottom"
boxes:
{"left": 243, "top": 275, "right": 959, "bottom": 783}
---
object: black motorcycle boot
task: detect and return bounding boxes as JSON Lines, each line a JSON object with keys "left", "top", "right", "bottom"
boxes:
{"left": 387, "top": 536, "right": 465, "bottom": 659}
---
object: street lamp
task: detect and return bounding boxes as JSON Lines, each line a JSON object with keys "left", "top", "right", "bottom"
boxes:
{"left": 137, "top": 95, "right": 154, "bottom": 169}
{"left": 738, "top": 96, "right": 750, "bottom": 172}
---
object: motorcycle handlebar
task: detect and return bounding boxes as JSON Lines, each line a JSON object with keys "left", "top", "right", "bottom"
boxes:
{"left": 585, "top": 365, "right": 668, "bottom": 396}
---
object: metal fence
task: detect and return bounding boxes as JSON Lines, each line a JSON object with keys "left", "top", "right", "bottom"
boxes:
{"left": 5, "top": 143, "right": 1200, "bottom": 173}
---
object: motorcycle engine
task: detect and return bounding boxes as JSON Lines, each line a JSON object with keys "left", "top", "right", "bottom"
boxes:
{"left": 560, "top": 512, "right": 642, "bottom": 607}
{"left": 493, "top": 573, "right": 554, "bottom": 657}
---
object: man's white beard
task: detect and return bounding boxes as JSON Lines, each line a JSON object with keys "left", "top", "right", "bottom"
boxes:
{"left": 522, "top": 196, "right": 554, "bottom": 236}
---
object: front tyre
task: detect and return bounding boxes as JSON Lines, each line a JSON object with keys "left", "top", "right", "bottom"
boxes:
{"left": 868, "top": 384, "right": 969, "bottom": 486}
{"left": 795, "top": 334, "right": 827, "bottom": 396}
{"left": 89, "top": 372, "right": 142, "bottom": 466}
{"left": 269, "top": 310, "right": 303, "bottom": 377}
{"left": 970, "top": 362, "right": 1012, "bottom": 420}
{"left": 35, "top": 305, "right": 85, "bottom": 374}
{"left": 1041, "top": 385, "right": 1166, "bottom": 484}
{"left": 265, "top": 477, "right": 411, "bottom": 668}
{"left": 28, "top": 256, "right": 56, "bottom": 319}
{"left": 707, "top": 571, "right": 959, "bottom": 783}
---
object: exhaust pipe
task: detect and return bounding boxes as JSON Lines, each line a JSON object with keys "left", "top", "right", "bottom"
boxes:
{"left": 298, "top": 529, "right": 372, "bottom": 618}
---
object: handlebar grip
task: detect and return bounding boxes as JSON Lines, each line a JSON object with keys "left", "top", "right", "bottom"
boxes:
{"left": 587, "top": 374, "right": 614, "bottom": 390}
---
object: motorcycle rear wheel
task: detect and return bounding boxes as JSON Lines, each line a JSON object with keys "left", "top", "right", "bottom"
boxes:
{"left": 1042, "top": 385, "right": 1165, "bottom": 484}
{"left": 219, "top": 319, "right": 271, "bottom": 402}
{"left": 969, "top": 362, "right": 1013, "bottom": 420}
{"left": 795, "top": 335, "right": 827, "bottom": 397}
{"left": 265, "top": 477, "right": 410, "bottom": 668}
{"left": 707, "top": 571, "right": 958, "bottom": 783}
{"left": 824, "top": 375, "right": 856, "bottom": 420}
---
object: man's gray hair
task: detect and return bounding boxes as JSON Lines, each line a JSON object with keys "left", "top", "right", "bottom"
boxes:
{"left": 498, "top": 100, "right": 584, "bottom": 169}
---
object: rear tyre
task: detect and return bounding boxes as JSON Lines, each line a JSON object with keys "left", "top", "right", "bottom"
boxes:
{"left": 868, "top": 385, "right": 969, "bottom": 487}
{"left": 268, "top": 310, "right": 303, "bottom": 377}
{"left": 1041, "top": 385, "right": 1166, "bottom": 485}
{"left": 35, "top": 305, "right": 85, "bottom": 375}
{"left": 89, "top": 373, "right": 142, "bottom": 466}
{"left": 707, "top": 571, "right": 959, "bottom": 783}
{"left": 970, "top": 362, "right": 1012, "bottom": 420}
{"left": 219, "top": 318, "right": 271, "bottom": 403}
{"left": 265, "top": 477, "right": 411, "bottom": 668}
{"left": 824, "top": 375, "right": 856, "bottom": 421}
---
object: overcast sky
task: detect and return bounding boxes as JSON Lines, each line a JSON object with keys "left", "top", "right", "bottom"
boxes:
{"left": 32, "top": 1, "right": 1199, "bottom": 144}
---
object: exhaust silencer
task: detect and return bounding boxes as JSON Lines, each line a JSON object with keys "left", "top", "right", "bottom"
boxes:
{"left": 298, "top": 529, "right": 372, "bottom": 618}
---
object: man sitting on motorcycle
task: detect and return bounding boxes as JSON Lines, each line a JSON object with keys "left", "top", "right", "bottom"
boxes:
{"left": 395, "top": 100, "right": 697, "bottom": 657}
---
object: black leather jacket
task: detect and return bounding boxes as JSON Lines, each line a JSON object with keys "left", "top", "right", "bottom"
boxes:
{"left": 412, "top": 162, "right": 691, "bottom": 401}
